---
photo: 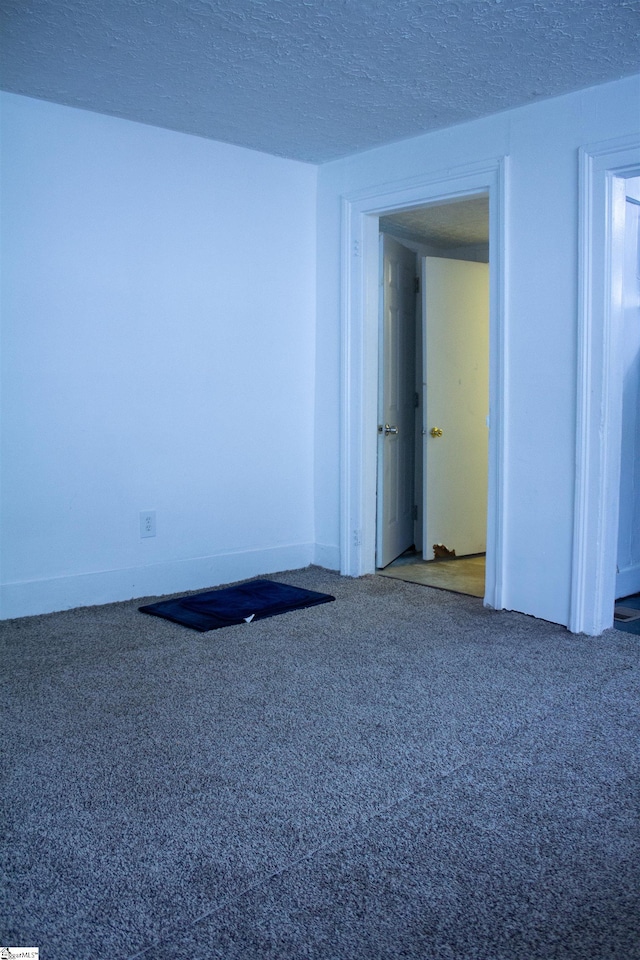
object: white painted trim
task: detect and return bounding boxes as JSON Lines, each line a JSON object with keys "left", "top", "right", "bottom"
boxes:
{"left": 570, "top": 135, "right": 640, "bottom": 635}
{"left": 313, "top": 542, "right": 341, "bottom": 571}
{"left": 0, "top": 542, "right": 316, "bottom": 619}
{"left": 340, "top": 158, "right": 510, "bottom": 612}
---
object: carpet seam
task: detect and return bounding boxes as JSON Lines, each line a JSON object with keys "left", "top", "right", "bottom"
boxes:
{"left": 125, "top": 684, "right": 611, "bottom": 960}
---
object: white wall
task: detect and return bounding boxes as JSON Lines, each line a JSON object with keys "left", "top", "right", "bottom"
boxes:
{"left": 1, "top": 93, "right": 318, "bottom": 617}
{"left": 3, "top": 77, "right": 639, "bottom": 626}
{"left": 314, "top": 74, "right": 640, "bottom": 628}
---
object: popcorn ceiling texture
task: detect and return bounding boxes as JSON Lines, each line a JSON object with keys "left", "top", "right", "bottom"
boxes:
{"left": 381, "top": 196, "right": 490, "bottom": 247}
{"left": 1, "top": 0, "right": 639, "bottom": 161}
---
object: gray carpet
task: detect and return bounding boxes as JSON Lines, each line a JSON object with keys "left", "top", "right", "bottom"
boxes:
{"left": 2, "top": 567, "right": 639, "bottom": 959}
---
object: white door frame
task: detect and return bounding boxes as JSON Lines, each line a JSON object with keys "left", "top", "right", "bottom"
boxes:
{"left": 570, "top": 135, "right": 640, "bottom": 635}
{"left": 339, "top": 157, "right": 510, "bottom": 611}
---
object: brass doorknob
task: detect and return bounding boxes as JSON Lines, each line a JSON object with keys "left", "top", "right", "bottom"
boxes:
{"left": 430, "top": 427, "right": 443, "bottom": 437}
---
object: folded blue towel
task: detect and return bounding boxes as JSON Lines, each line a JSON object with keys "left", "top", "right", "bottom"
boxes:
{"left": 139, "top": 579, "right": 335, "bottom": 632}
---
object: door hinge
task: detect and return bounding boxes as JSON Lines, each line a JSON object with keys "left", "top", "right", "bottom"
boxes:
{"left": 413, "top": 504, "right": 419, "bottom": 520}
{"left": 414, "top": 276, "right": 420, "bottom": 294}
{"left": 414, "top": 391, "right": 420, "bottom": 408}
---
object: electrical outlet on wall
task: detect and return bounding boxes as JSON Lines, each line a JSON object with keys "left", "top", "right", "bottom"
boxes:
{"left": 140, "top": 511, "right": 156, "bottom": 538}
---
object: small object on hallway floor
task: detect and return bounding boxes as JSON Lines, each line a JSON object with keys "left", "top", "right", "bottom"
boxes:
{"left": 614, "top": 606, "right": 640, "bottom": 622}
{"left": 613, "top": 594, "right": 640, "bottom": 634}
{"left": 433, "top": 543, "right": 456, "bottom": 560}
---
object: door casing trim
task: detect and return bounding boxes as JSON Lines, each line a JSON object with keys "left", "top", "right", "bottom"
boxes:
{"left": 570, "top": 135, "right": 640, "bottom": 635}
{"left": 339, "top": 157, "right": 510, "bottom": 612}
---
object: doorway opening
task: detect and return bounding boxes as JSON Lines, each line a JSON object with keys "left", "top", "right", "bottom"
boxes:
{"left": 340, "top": 157, "right": 508, "bottom": 615}
{"left": 570, "top": 138, "right": 640, "bottom": 635}
{"left": 375, "top": 196, "right": 490, "bottom": 598}
{"left": 612, "top": 175, "right": 640, "bottom": 632}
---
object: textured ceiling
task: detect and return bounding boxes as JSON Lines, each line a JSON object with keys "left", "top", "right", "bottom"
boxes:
{"left": 1, "top": 0, "right": 638, "bottom": 163}
{"left": 380, "top": 195, "right": 490, "bottom": 247}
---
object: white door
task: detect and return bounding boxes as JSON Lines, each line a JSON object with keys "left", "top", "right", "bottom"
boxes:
{"left": 376, "top": 234, "right": 417, "bottom": 568}
{"left": 616, "top": 191, "right": 640, "bottom": 599}
{"left": 423, "top": 257, "right": 489, "bottom": 560}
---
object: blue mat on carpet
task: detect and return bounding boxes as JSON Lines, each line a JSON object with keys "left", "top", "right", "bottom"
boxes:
{"left": 139, "top": 579, "right": 335, "bottom": 632}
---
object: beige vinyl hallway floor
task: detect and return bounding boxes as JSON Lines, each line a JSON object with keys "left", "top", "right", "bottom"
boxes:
{"left": 378, "top": 552, "right": 486, "bottom": 598}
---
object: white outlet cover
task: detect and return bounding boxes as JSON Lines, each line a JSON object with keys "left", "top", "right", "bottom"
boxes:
{"left": 140, "top": 511, "right": 156, "bottom": 538}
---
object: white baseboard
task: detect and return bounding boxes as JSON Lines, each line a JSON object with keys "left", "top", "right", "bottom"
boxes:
{"left": 313, "top": 542, "right": 340, "bottom": 571}
{"left": 0, "top": 543, "right": 316, "bottom": 620}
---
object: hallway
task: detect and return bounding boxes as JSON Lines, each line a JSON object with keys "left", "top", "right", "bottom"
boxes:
{"left": 379, "top": 550, "right": 486, "bottom": 598}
